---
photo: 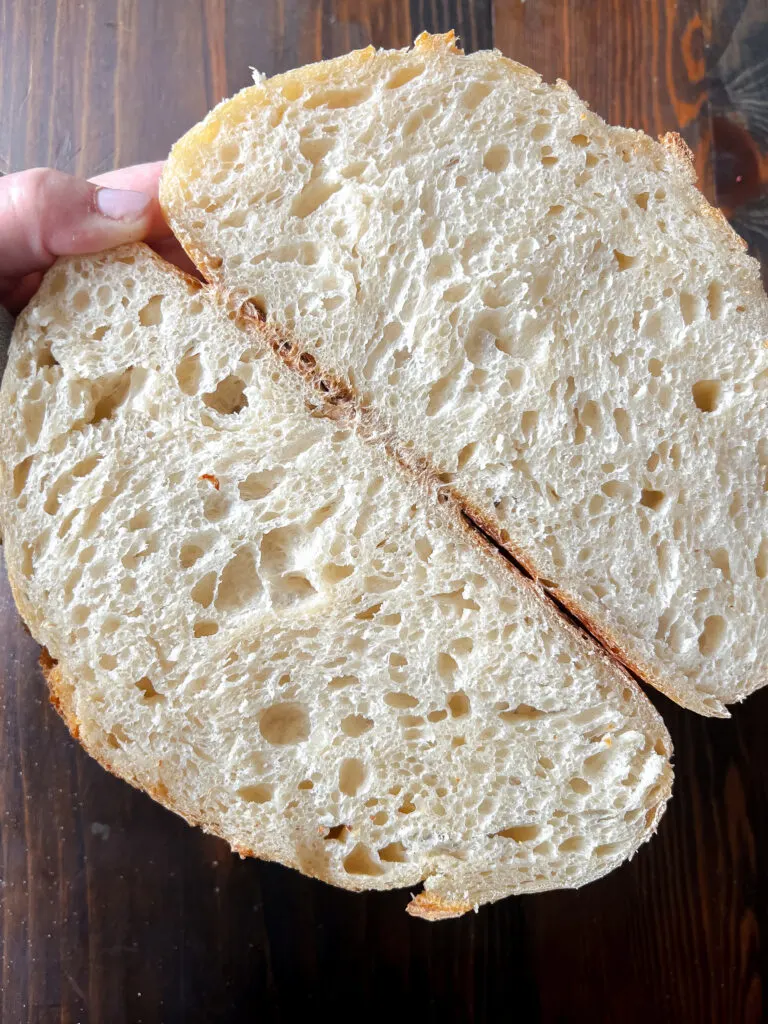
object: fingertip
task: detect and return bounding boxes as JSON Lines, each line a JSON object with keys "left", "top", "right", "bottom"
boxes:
{"left": 95, "top": 187, "right": 153, "bottom": 221}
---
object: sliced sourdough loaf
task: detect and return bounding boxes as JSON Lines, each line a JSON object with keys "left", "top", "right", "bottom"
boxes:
{"left": 161, "top": 32, "right": 768, "bottom": 716}
{"left": 0, "top": 245, "right": 672, "bottom": 916}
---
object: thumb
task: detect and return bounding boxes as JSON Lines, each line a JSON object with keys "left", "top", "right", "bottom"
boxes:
{"left": 0, "top": 167, "right": 154, "bottom": 282}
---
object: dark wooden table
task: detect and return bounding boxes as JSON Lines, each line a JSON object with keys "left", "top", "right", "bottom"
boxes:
{"left": 1, "top": 1, "right": 768, "bottom": 1021}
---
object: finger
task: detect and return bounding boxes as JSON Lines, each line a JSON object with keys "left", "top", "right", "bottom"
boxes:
{"left": 2, "top": 273, "right": 43, "bottom": 315}
{"left": 89, "top": 162, "right": 173, "bottom": 242}
{"left": 89, "top": 160, "right": 165, "bottom": 193}
{"left": 0, "top": 167, "right": 155, "bottom": 281}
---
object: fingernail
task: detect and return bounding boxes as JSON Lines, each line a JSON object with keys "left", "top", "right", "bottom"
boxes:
{"left": 96, "top": 187, "right": 152, "bottom": 221}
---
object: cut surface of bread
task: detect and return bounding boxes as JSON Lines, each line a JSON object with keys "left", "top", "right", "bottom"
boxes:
{"left": 162, "top": 32, "right": 768, "bottom": 716}
{"left": 0, "top": 245, "right": 672, "bottom": 916}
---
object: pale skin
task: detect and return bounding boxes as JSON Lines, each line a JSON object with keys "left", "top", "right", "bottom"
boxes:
{"left": 0, "top": 163, "right": 194, "bottom": 314}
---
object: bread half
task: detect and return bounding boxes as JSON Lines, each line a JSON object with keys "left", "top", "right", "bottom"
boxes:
{"left": 162, "top": 32, "right": 768, "bottom": 716}
{"left": 0, "top": 245, "right": 672, "bottom": 916}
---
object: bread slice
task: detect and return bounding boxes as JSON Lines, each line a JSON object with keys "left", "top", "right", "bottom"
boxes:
{"left": 161, "top": 31, "right": 768, "bottom": 717}
{"left": 0, "top": 244, "right": 672, "bottom": 916}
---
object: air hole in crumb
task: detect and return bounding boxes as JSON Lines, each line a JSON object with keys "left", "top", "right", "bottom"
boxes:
{"left": 128, "top": 508, "right": 151, "bottom": 531}
{"left": 341, "top": 714, "right": 373, "bottom": 738}
{"left": 271, "top": 573, "right": 316, "bottom": 604}
{"left": 483, "top": 145, "right": 510, "bottom": 172}
{"left": 595, "top": 843, "right": 620, "bottom": 858}
{"left": 447, "top": 691, "right": 470, "bottom": 717}
{"left": 386, "top": 63, "right": 424, "bottom": 89}
{"left": 756, "top": 538, "right": 768, "bottom": 579}
{"left": 245, "top": 295, "right": 267, "bottom": 319}
{"left": 138, "top": 295, "right": 164, "bottom": 326}
{"left": 281, "top": 78, "right": 303, "bottom": 101}
{"left": 339, "top": 757, "right": 367, "bottom": 796}
{"left": 571, "top": 133, "right": 590, "bottom": 147}
{"left": 679, "top": 291, "right": 698, "bottom": 325}
{"left": 135, "top": 676, "right": 163, "bottom": 701}
{"left": 613, "top": 408, "right": 631, "bottom": 443}
{"left": 343, "top": 843, "right": 384, "bottom": 876}
{"left": 215, "top": 547, "right": 261, "bottom": 611}
{"left": 613, "top": 250, "right": 636, "bottom": 271}
{"left": 692, "top": 379, "right": 721, "bottom": 413}
{"left": 378, "top": 842, "right": 408, "bottom": 863}
{"left": 493, "top": 824, "right": 541, "bottom": 841}
{"left": 584, "top": 750, "right": 615, "bottom": 776}
{"left": 325, "top": 824, "right": 350, "bottom": 842}
{"left": 698, "top": 615, "right": 727, "bottom": 655}
{"left": 521, "top": 409, "right": 539, "bottom": 437}
{"left": 634, "top": 192, "right": 649, "bottom": 210}
{"left": 426, "top": 373, "right": 458, "bottom": 416}
{"left": 601, "top": 480, "right": 630, "bottom": 500}
{"left": 385, "top": 692, "right": 418, "bottom": 709}
{"left": 559, "top": 836, "right": 587, "bottom": 852}
{"left": 436, "top": 652, "right": 458, "bottom": 682}
{"left": 221, "top": 208, "right": 247, "bottom": 229}
{"left": 202, "top": 374, "right": 248, "bottom": 415}
{"left": 191, "top": 572, "right": 217, "bottom": 608}
{"left": 329, "top": 675, "right": 359, "bottom": 690}
{"left": 193, "top": 619, "right": 219, "bottom": 638}
{"left": 322, "top": 563, "right": 354, "bottom": 585}
{"left": 570, "top": 777, "right": 591, "bottom": 794}
{"left": 710, "top": 548, "right": 731, "bottom": 580}
{"left": 499, "top": 704, "right": 544, "bottom": 723}
{"left": 12, "top": 457, "right": 34, "bottom": 498}
{"left": 239, "top": 468, "right": 283, "bottom": 501}
{"left": 291, "top": 179, "right": 342, "bottom": 219}
{"left": 462, "top": 81, "right": 492, "bottom": 109}
{"left": 106, "top": 726, "right": 128, "bottom": 749}
{"left": 89, "top": 369, "right": 133, "bottom": 424}
{"left": 304, "top": 85, "right": 371, "bottom": 110}
{"left": 175, "top": 352, "right": 202, "bottom": 395}
{"left": 640, "top": 489, "right": 665, "bottom": 511}
{"left": 238, "top": 783, "right": 273, "bottom": 803}
{"left": 180, "top": 543, "right": 205, "bottom": 568}
{"left": 260, "top": 702, "right": 310, "bottom": 745}
{"left": 706, "top": 280, "right": 724, "bottom": 319}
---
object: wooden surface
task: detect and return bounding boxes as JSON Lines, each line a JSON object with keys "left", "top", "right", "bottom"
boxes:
{"left": 1, "top": 1, "right": 768, "bottom": 1021}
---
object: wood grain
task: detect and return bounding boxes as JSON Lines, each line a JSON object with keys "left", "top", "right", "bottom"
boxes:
{"left": 1, "top": 1, "right": 767, "bottom": 1021}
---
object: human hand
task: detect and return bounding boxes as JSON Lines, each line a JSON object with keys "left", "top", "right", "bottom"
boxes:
{"left": 0, "top": 162, "right": 196, "bottom": 315}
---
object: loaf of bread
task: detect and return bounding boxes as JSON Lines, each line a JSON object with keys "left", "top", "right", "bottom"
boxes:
{"left": 0, "top": 245, "right": 672, "bottom": 917}
{"left": 162, "top": 31, "right": 768, "bottom": 717}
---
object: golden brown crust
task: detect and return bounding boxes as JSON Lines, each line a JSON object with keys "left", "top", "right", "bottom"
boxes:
{"left": 413, "top": 30, "right": 463, "bottom": 56}
{"left": 406, "top": 892, "right": 474, "bottom": 920}
{"left": 40, "top": 648, "right": 81, "bottom": 740}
